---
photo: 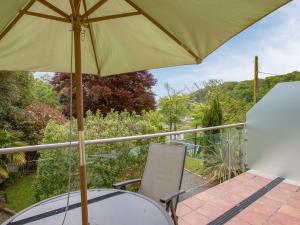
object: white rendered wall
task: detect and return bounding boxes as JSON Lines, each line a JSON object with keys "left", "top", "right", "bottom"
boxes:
{"left": 246, "top": 81, "right": 300, "bottom": 182}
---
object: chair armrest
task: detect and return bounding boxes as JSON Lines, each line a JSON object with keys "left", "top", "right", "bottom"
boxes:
{"left": 112, "top": 178, "right": 142, "bottom": 189}
{"left": 160, "top": 190, "right": 185, "bottom": 204}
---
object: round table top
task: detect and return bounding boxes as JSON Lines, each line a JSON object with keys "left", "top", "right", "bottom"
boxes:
{"left": 4, "top": 189, "right": 173, "bottom": 225}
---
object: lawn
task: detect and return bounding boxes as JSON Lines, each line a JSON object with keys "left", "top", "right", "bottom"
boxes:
{"left": 185, "top": 156, "right": 204, "bottom": 175}
{"left": 5, "top": 174, "right": 36, "bottom": 212}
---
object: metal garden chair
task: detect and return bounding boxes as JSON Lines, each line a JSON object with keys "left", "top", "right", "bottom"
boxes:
{"left": 113, "top": 143, "right": 186, "bottom": 225}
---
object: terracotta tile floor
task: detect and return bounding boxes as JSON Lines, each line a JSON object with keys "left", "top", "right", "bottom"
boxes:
{"left": 177, "top": 172, "right": 300, "bottom": 225}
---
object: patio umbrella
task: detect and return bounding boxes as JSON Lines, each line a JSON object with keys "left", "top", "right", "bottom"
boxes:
{"left": 0, "top": 0, "right": 291, "bottom": 224}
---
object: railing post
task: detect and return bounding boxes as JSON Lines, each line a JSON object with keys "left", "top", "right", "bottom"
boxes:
{"left": 243, "top": 126, "right": 248, "bottom": 171}
{"left": 227, "top": 129, "right": 232, "bottom": 179}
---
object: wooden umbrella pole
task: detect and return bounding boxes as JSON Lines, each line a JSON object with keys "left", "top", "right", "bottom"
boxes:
{"left": 73, "top": 4, "right": 89, "bottom": 225}
{"left": 253, "top": 56, "right": 259, "bottom": 104}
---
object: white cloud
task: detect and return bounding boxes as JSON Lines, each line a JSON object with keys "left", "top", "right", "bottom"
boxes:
{"left": 258, "top": 14, "right": 300, "bottom": 74}
{"left": 154, "top": 1, "right": 300, "bottom": 96}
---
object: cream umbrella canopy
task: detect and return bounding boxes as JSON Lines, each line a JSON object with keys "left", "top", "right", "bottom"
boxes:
{"left": 0, "top": 0, "right": 291, "bottom": 224}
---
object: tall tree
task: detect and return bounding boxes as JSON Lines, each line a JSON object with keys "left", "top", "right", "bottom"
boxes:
{"left": 33, "top": 76, "right": 61, "bottom": 108}
{"left": 0, "top": 71, "right": 34, "bottom": 128}
{"left": 190, "top": 103, "right": 207, "bottom": 129}
{"left": 159, "top": 84, "right": 189, "bottom": 132}
{"left": 201, "top": 98, "right": 223, "bottom": 166}
{"left": 192, "top": 79, "right": 223, "bottom": 102}
{"left": 51, "top": 71, "right": 156, "bottom": 116}
{"left": 202, "top": 98, "right": 223, "bottom": 132}
{"left": 192, "top": 79, "right": 250, "bottom": 124}
{"left": 189, "top": 103, "right": 208, "bottom": 150}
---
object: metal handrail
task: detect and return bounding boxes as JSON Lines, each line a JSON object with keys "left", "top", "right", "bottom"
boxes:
{"left": 0, "top": 123, "right": 245, "bottom": 154}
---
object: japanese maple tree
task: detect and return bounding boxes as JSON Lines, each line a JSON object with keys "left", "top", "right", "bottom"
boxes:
{"left": 51, "top": 71, "right": 156, "bottom": 116}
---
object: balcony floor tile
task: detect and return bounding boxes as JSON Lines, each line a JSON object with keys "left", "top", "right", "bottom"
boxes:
{"left": 177, "top": 172, "right": 300, "bottom": 225}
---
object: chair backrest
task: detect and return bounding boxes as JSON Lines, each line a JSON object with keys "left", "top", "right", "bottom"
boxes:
{"left": 138, "top": 143, "right": 186, "bottom": 206}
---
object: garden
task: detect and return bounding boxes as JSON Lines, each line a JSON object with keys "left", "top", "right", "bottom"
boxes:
{"left": 1, "top": 70, "right": 300, "bottom": 212}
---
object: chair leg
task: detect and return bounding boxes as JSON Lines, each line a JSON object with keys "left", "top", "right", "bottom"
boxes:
{"left": 169, "top": 201, "right": 178, "bottom": 225}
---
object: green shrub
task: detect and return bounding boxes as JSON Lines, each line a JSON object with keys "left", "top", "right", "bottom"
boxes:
{"left": 0, "top": 129, "right": 26, "bottom": 179}
{"left": 202, "top": 129, "right": 245, "bottom": 183}
{"left": 34, "top": 110, "right": 164, "bottom": 200}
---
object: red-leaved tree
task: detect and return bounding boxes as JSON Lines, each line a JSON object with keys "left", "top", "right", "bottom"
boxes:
{"left": 16, "top": 101, "right": 66, "bottom": 145}
{"left": 51, "top": 71, "right": 156, "bottom": 116}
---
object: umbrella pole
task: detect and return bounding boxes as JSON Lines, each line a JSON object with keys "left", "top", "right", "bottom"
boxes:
{"left": 74, "top": 15, "right": 89, "bottom": 225}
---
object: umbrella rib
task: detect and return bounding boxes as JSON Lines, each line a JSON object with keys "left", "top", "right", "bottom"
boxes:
{"left": 22, "top": 11, "right": 71, "bottom": 23}
{"left": 37, "top": 0, "right": 69, "bottom": 19}
{"left": 0, "top": 0, "right": 36, "bottom": 41}
{"left": 74, "top": 0, "right": 81, "bottom": 13}
{"left": 87, "top": 12, "right": 141, "bottom": 23}
{"left": 82, "top": 0, "right": 101, "bottom": 75}
{"left": 69, "top": 0, "right": 76, "bottom": 16}
{"left": 124, "top": 0, "right": 200, "bottom": 63}
{"left": 82, "top": 0, "right": 109, "bottom": 19}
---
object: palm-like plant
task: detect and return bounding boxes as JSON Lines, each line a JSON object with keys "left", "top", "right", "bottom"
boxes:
{"left": 0, "top": 130, "right": 26, "bottom": 179}
{"left": 202, "top": 130, "right": 245, "bottom": 184}
{"left": 0, "top": 160, "right": 8, "bottom": 178}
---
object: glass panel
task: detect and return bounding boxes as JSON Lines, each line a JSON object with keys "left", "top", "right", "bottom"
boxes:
{"left": 247, "top": 82, "right": 300, "bottom": 182}
{"left": 172, "top": 128, "right": 245, "bottom": 200}
{"left": 0, "top": 147, "right": 79, "bottom": 220}
{"left": 0, "top": 127, "right": 246, "bottom": 222}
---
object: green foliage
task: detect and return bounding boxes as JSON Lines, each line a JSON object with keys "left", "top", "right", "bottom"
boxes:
{"left": 258, "top": 71, "right": 300, "bottom": 99}
{"left": 191, "top": 71, "right": 300, "bottom": 124}
{"left": 185, "top": 157, "right": 204, "bottom": 175}
{"left": 202, "top": 98, "right": 223, "bottom": 129}
{"left": 200, "top": 98, "right": 223, "bottom": 167}
{"left": 222, "top": 80, "right": 254, "bottom": 103}
{"left": 202, "top": 130, "right": 245, "bottom": 183}
{"left": 0, "top": 130, "right": 24, "bottom": 148}
{"left": 0, "top": 71, "right": 34, "bottom": 129}
{"left": 32, "top": 77, "right": 60, "bottom": 108}
{"left": 221, "top": 98, "right": 251, "bottom": 124}
{"left": 0, "top": 72, "right": 61, "bottom": 147}
{"left": 0, "top": 71, "right": 34, "bottom": 108}
{"left": 193, "top": 80, "right": 223, "bottom": 102}
{"left": 34, "top": 110, "right": 165, "bottom": 200}
{"left": 0, "top": 130, "right": 26, "bottom": 178}
{"left": 159, "top": 84, "right": 190, "bottom": 131}
{"left": 14, "top": 72, "right": 35, "bottom": 108}
{"left": 0, "top": 160, "right": 8, "bottom": 178}
{"left": 189, "top": 103, "right": 208, "bottom": 128}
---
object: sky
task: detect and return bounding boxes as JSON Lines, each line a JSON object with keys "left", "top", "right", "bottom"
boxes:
{"left": 36, "top": 1, "right": 300, "bottom": 99}
{"left": 151, "top": 1, "right": 300, "bottom": 98}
